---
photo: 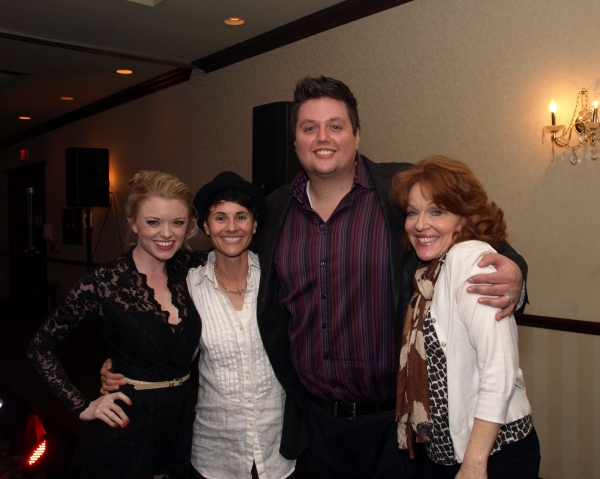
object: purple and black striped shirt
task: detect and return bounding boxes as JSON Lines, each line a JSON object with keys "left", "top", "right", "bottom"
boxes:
{"left": 273, "top": 155, "right": 397, "bottom": 403}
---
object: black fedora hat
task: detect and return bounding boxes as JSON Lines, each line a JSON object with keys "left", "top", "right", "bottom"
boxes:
{"left": 193, "top": 171, "right": 267, "bottom": 234}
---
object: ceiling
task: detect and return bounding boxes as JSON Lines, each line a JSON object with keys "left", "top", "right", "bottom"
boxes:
{"left": 0, "top": 0, "right": 408, "bottom": 149}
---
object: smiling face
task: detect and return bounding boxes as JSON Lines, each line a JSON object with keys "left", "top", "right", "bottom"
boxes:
{"left": 294, "top": 97, "right": 360, "bottom": 181}
{"left": 405, "top": 183, "right": 466, "bottom": 262}
{"left": 204, "top": 201, "right": 257, "bottom": 260}
{"left": 130, "top": 196, "right": 189, "bottom": 264}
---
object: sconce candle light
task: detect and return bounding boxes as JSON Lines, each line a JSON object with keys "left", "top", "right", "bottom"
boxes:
{"left": 542, "top": 88, "right": 600, "bottom": 165}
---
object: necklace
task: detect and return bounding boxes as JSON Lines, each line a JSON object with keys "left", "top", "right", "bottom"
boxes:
{"left": 214, "top": 262, "right": 247, "bottom": 295}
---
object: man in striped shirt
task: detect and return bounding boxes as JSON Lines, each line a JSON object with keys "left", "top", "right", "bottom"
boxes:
{"left": 255, "top": 76, "right": 526, "bottom": 479}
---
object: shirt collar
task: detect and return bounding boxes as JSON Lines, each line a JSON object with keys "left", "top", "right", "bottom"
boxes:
{"left": 289, "top": 153, "right": 374, "bottom": 207}
{"left": 192, "top": 250, "right": 259, "bottom": 287}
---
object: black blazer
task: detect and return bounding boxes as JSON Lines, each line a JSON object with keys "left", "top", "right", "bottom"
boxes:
{"left": 254, "top": 156, "right": 527, "bottom": 459}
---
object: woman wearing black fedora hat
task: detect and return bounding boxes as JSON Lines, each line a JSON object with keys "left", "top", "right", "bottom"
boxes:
{"left": 102, "top": 172, "right": 295, "bottom": 479}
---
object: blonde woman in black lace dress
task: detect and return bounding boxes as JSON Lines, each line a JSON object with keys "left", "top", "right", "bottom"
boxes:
{"left": 27, "top": 171, "right": 207, "bottom": 479}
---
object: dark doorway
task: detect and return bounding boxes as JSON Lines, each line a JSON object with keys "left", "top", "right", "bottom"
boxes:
{"left": 4, "top": 162, "right": 46, "bottom": 316}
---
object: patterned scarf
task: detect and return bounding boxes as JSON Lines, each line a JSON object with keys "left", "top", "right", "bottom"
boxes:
{"left": 396, "top": 257, "right": 444, "bottom": 459}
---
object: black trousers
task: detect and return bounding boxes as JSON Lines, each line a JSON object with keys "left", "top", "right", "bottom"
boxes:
{"left": 302, "top": 401, "right": 414, "bottom": 479}
{"left": 413, "top": 428, "right": 541, "bottom": 479}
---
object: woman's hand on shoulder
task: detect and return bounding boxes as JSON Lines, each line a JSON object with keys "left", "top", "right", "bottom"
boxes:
{"left": 79, "top": 392, "right": 132, "bottom": 427}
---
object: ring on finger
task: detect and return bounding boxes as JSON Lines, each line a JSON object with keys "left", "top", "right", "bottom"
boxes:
{"left": 503, "top": 294, "right": 514, "bottom": 305}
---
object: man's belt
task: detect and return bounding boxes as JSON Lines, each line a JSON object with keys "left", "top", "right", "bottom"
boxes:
{"left": 309, "top": 395, "right": 396, "bottom": 421}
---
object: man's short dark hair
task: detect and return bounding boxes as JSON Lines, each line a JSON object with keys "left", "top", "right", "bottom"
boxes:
{"left": 290, "top": 76, "right": 360, "bottom": 138}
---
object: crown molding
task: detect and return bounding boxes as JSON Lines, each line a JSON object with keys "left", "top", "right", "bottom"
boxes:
{"left": 194, "top": 0, "right": 412, "bottom": 73}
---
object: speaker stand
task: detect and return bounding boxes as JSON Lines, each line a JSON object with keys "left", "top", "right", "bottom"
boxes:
{"left": 85, "top": 207, "right": 92, "bottom": 271}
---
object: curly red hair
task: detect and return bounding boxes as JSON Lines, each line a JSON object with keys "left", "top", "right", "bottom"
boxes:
{"left": 391, "top": 156, "right": 507, "bottom": 250}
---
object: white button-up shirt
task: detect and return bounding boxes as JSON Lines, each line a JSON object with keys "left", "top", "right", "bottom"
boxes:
{"left": 187, "top": 251, "right": 294, "bottom": 479}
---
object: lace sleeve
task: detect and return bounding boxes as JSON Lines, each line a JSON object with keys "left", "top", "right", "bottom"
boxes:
{"left": 27, "top": 269, "right": 104, "bottom": 416}
{"left": 171, "top": 249, "right": 209, "bottom": 271}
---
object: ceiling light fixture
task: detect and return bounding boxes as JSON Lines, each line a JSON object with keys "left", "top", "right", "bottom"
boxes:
{"left": 116, "top": 69, "right": 133, "bottom": 75}
{"left": 61, "top": 97, "right": 75, "bottom": 101}
{"left": 224, "top": 17, "right": 245, "bottom": 25}
{"left": 19, "top": 116, "right": 31, "bottom": 120}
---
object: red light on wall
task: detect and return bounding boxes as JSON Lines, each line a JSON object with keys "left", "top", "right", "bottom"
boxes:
{"left": 20, "top": 148, "right": 28, "bottom": 161}
{"left": 28, "top": 439, "right": 46, "bottom": 466}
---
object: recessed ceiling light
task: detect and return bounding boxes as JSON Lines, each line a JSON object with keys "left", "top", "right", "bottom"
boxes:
{"left": 19, "top": 116, "right": 31, "bottom": 120}
{"left": 224, "top": 17, "right": 244, "bottom": 25}
{"left": 61, "top": 96, "right": 75, "bottom": 101}
{"left": 116, "top": 69, "right": 133, "bottom": 75}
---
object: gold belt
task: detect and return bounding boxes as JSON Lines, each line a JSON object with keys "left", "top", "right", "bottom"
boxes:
{"left": 123, "top": 373, "right": 190, "bottom": 390}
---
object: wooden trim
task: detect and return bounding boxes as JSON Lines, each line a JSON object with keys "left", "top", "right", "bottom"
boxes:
{"left": 47, "top": 257, "right": 102, "bottom": 268}
{"left": 0, "top": 68, "right": 31, "bottom": 76}
{"left": 193, "top": 0, "right": 413, "bottom": 73}
{"left": 0, "top": 31, "right": 195, "bottom": 69}
{"left": 0, "top": 68, "right": 192, "bottom": 149}
{"left": 517, "top": 314, "right": 600, "bottom": 336}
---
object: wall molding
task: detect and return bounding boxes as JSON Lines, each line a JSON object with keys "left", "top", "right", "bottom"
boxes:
{"left": 193, "top": 0, "right": 412, "bottom": 73}
{"left": 0, "top": 31, "right": 195, "bottom": 69}
{"left": 517, "top": 314, "right": 600, "bottom": 336}
{"left": 0, "top": 68, "right": 192, "bottom": 149}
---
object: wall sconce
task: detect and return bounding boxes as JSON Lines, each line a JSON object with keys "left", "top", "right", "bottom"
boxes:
{"left": 542, "top": 88, "right": 599, "bottom": 165}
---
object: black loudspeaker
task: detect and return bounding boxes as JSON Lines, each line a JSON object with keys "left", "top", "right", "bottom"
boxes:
{"left": 65, "top": 148, "right": 110, "bottom": 207}
{"left": 252, "top": 101, "right": 301, "bottom": 196}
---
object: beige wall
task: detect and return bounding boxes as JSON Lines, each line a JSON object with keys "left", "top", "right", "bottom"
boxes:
{"left": 1, "top": 0, "right": 598, "bottom": 477}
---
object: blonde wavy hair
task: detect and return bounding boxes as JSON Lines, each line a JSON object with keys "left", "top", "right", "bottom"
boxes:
{"left": 125, "top": 170, "right": 198, "bottom": 248}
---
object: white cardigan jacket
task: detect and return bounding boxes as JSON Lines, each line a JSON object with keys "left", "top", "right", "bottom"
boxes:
{"left": 429, "top": 240, "right": 531, "bottom": 462}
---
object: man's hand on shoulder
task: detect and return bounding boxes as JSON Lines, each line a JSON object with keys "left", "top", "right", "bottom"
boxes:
{"left": 466, "top": 252, "right": 523, "bottom": 320}
{"left": 100, "top": 358, "right": 126, "bottom": 395}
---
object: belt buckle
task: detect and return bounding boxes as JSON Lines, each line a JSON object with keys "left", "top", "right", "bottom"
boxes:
{"left": 333, "top": 401, "right": 357, "bottom": 421}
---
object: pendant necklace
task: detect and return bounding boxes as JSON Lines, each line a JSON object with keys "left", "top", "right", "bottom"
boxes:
{"left": 214, "top": 261, "right": 247, "bottom": 295}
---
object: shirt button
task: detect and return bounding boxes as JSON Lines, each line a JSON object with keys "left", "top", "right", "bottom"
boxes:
{"left": 321, "top": 294, "right": 327, "bottom": 298}
{"left": 254, "top": 446, "right": 259, "bottom": 451}
{"left": 322, "top": 323, "right": 327, "bottom": 329}
{"left": 321, "top": 231, "right": 326, "bottom": 235}
{"left": 432, "top": 318, "right": 437, "bottom": 323}
{"left": 245, "top": 374, "right": 249, "bottom": 380}
{"left": 242, "top": 351, "right": 247, "bottom": 356}
{"left": 320, "top": 261, "right": 325, "bottom": 266}
{"left": 240, "top": 326, "right": 243, "bottom": 331}
{"left": 249, "top": 422, "right": 254, "bottom": 426}
{"left": 248, "top": 399, "right": 252, "bottom": 403}
{"left": 324, "top": 354, "right": 329, "bottom": 359}
{"left": 244, "top": 304, "right": 249, "bottom": 309}
{"left": 441, "top": 341, "right": 446, "bottom": 347}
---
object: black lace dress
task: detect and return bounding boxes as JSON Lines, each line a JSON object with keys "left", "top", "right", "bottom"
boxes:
{"left": 27, "top": 249, "right": 208, "bottom": 479}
